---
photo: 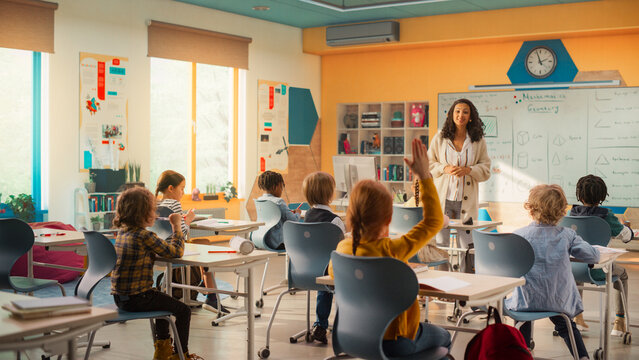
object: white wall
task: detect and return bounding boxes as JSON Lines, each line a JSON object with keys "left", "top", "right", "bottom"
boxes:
{"left": 49, "top": 0, "right": 321, "bottom": 223}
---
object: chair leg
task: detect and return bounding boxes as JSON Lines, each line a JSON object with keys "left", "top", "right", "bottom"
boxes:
{"left": 289, "top": 290, "right": 312, "bottom": 343}
{"left": 83, "top": 330, "right": 98, "bottom": 360}
{"left": 264, "top": 289, "right": 296, "bottom": 350}
{"left": 616, "top": 278, "right": 631, "bottom": 336}
{"left": 560, "top": 314, "right": 579, "bottom": 360}
{"left": 259, "top": 259, "right": 270, "bottom": 297}
{"left": 451, "top": 309, "right": 486, "bottom": 345}
{"left": 166, "top": 317, "right": 185, "bottom": 360}
{"left": 56, "top": 283, "right": 66, "bottom": 296}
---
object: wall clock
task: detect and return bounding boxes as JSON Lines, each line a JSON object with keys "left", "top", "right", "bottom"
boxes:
{"left": 525, "top": 46, "right": 557, "bottom": 79}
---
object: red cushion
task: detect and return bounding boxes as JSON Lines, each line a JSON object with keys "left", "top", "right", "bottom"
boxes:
{"left": 10, "top": 222, "right": 84, "bottom": 284}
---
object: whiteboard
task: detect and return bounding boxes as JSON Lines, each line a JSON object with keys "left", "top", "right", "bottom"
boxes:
{"left": 438, "top": 88, "right": 639, "bottom": 206}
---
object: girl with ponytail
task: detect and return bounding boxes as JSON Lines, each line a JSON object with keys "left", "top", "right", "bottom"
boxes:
{"left": 329, "top": 139, "right": 451, "bottom": 357}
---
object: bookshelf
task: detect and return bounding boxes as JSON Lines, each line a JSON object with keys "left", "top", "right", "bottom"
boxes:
{"left": 74, "top": 187, "right": 121, "bottom": 231}
{"left": 336, "top": 101, "right": 429, "bottom": 199}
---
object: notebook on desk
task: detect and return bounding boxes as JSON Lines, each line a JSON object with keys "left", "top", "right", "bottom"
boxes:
{"left": 12, "top": 296, "right": 89, "bottom": 310}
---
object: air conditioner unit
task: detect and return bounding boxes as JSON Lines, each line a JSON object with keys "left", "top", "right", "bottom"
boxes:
{"left": 326, "top": 21, "right": 399, "bottom": 47}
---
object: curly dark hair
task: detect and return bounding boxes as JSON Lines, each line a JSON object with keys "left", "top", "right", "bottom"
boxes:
{"left": 440, "top": 98, "right": 485, "bottom": 142}
{"left": 113, "top": 187, "right": 156, "bottom": 229}
{"left": 576, "top": 174, "right": 608, "bottom": 206}
{"left": 258, "top": 170, "right": 284, "bottom": 193}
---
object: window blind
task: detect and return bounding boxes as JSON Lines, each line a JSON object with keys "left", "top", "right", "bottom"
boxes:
{"left": 0, "top": 0, "right": 58, "bottom": 53}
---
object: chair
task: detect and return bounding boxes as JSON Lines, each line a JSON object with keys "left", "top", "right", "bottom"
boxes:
{"left": 150, "top": 206, "right": 175, "bottom": 240}
{"left": 0, "top": 218, "right": 66, "bottom": 296}
{"left": 79, "top": 231, "right": 185, "bottom": 360}
{"left": 258, "top": 222, "right": 344, "bottom": 359}
{"left": 327, "top": 252, "right": 449, "bottom": 360}
{"left": 470, "top": 230, "right": 579, "bottom": 359}
{"left": 251, "top": 199, "right": 287, "bottom": 307}
{"left": 560, "top": 216, "right": 631, "bottom": 345}
{"left": 390, "top": 205, "right": 449, "bottom": 268}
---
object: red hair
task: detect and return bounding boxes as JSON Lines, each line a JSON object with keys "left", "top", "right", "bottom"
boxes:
{"left": 347, "top": 180, "right": 393, "bottom": 255}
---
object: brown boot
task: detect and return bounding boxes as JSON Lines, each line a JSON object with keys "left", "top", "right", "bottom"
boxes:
{"left": 574, "top": 313, "right": 588, "bottom": 330}
{"left": 153, "top": 338, "right": 173, "bottom": 360}
{"left": 169, "top": 352, "right": 204, "bottom": 360}
{"left": 611, "top": 316, "right": 626, "bottom": 337}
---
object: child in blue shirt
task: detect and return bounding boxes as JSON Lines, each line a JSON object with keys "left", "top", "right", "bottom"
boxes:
{"left": 570, "top": 174, "right": 632, "bottom": 336}
{"left": 256, "top": 170, "right": 301, "bottom": 249}
{"left": 505, "top": 184, "right": 599, "bottom": 360}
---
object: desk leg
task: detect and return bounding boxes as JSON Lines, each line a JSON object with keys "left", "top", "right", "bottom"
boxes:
{"left": 246, "top": 267, "right": 255, "bottom": 360}
{"left": 165, "top": 264, "right": 173, "bottom": 296}
{"left": 27, "top": 248, "right": 34, "bottom": 278}
{"left": 604, "top": 264, "right": 612, "bottom": 360}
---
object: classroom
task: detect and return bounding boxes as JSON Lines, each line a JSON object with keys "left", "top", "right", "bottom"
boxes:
{"left": 1, "top": 0, "right": 639, "bottom": 359}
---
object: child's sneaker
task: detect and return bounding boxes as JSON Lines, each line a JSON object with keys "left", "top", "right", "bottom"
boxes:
{"left": 611, "top": 316, "right": 626, "bottom": 337}
{"left": 574, "top": 313, "right": 589, "bottom": 330}
{"left": 203, "top": 294, "right": 230, "bottom": 314}
{"left": 311, "top": 325, "right": 328, "bottom": 344}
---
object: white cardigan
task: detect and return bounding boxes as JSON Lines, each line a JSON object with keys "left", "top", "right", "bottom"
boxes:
{"left": 427, "top": 131, "right": 491, "bottom": 222}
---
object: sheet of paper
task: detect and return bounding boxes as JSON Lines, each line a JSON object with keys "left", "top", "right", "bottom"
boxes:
{"left": 418, "top": 276, "right": 470, "bottom": 292}
{"left": 592, "top": 245, "right": 627, "bottom": 254}
{"left": 193, "top": 219, "right": 219, "bottom": 227}
{"left": 183, "top": 250, "right": 200, "bottom": 257}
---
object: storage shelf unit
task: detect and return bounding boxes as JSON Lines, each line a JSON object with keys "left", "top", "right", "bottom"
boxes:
{"left": 336, "top": 101, "right": 429, "bottom": 198}
{"left": 74, "top": 188, "right": 121, "bottom": 231}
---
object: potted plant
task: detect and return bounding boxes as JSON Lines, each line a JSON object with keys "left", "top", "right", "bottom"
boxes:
{"left": 85, "top": 172, "right": 96, "bottom": 193}
{"left": 90, "top": 215, "right": 103, "bottom": 231}
{"left": 6, "top": 194, "right": 36, "bottom": 223}
{"left": 203, "top": 183, "right": 218, "bottom": 200}
{"left": 219, "top": 181, "right": 238, "bottom": 203}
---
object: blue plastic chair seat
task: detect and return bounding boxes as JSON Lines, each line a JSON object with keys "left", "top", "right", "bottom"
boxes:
{"left": 10, "top": 277, "right": 61, "bottom": 292}
{"left": 109, "top": 309, "right": 175, "bottom": 323}
{"left": 503, "top": 307, "right": 563, "bottom": 322}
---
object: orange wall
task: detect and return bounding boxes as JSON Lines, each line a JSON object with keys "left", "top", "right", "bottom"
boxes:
{"left": 320, "top": 32, "right": 639, "bottom": 173}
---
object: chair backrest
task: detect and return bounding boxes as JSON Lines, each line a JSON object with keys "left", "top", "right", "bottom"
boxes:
{"left": 559, "top": 216, "right": 611, "bottom": 247}
{"left": 283, "top": 222, "right": 344, "bottom": 291}
{"left": 251, "top": 199, "right": 282, "bottom": 250}
{"left": 0, "top": 218, "right": 35, "bottom": 289}
{"left": 473, "top": 230, "right": 535, "bottom": 278}
{"left": 147, "top": 206, "right": 174, "bottom": 240}
{"left": 330, "top": 252, "right": 418, "bottom": 360}
{"left": 389, "top": 205, "right": 422, "bottom": 235}
{"left": 75, "top": 231, "right": 117, "bottom": 300}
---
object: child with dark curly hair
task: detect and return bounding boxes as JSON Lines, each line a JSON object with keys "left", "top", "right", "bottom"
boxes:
{"left": 111, "top": 187, "right": 202, "bottom": 360}
{"left": 256, "top": 170, "right": 301, "bottom": 249}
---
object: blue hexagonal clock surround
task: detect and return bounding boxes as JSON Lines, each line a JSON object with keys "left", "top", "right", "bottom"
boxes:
{"left": 507, "top": 39, "right": 578, "bottom": 84}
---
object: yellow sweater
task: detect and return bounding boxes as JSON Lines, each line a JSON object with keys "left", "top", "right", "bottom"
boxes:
{"left": 329, "top": 178, "right": 443, "bottom": 341}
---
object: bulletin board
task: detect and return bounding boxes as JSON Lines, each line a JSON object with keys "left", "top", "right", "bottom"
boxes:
{"left": 79, "top": 52, "right": 129, "bottom": 170}
{"left": 257, "top": 80, "right": 289, "bottom": 173}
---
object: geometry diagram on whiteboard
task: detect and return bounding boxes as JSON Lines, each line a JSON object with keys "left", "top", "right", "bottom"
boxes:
{"left": 595, "top": 154, "right": 610, "bottom": 165}
{"left": 517, "top": 131, "right": 530, "bottom": 145}
{"left": 595, "top": 167, "right": 607, "bottom": 178}
{"left": 517, "top": 152, "right": 528, "bottom": 169}
{"left": 553, "top": 135, "right": 566, "bottom": 146}
{"left": 551, "top": 175, "right": 564, "bottom": 188}
{"left": 594, "top": 118, "right": 612, "bottom": 128}
{"left": 482, "top": 115, "right": 498, "bottom": 137}
{"left": 552, "top": 153, "right": 560, "bottom": 166}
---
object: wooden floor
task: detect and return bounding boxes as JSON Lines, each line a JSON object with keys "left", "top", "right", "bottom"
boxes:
{"left": 3, "top": 252, "right": 639, "bottom": 359}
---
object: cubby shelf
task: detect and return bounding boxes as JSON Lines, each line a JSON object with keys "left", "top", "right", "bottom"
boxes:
{"left": 336, "top": 101, "right": 429, "bottom": 195}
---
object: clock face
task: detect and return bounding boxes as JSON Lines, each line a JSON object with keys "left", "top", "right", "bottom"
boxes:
{"left": 525, "top": 46, "right": 557, "bottom": 79}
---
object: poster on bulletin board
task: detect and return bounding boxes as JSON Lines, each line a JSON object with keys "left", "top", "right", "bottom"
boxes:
{"left": 79, "top": 52, "right": 128, "bottom": 171}
{"left": 257, "top": 80, "right": 289, "bottom": 174}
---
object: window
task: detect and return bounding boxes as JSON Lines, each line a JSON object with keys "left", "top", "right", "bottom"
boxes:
{"left": 150, "top": 58, "right": 235, "bottom": 194}
{"left": 0, "top": 47, "right": 48, "bottom": 214}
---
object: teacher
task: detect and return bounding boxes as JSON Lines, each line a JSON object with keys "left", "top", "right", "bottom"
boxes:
{"left": 428, "top": 98, "right": 491, "bottom": 255}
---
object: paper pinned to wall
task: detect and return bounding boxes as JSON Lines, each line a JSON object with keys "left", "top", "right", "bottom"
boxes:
{"left": 257, "top": 80, "right": 289, "bottom": 174}
{"left": 79, "top": 52, "right": 129, "bottom": 170}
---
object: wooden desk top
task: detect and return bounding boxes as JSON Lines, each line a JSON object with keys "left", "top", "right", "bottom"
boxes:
{"left": 447, "top": 220, "right": 502, "bottom": 230}
{"left": 190, "top": 218, "right": 264, "bottom": 231}
{"left": 157, "top": 243, "right": 277, "bottom": 268}
{"left": 32, "top": 229, "right": 85, "bottom": 246}
{"left": 0, "top": 293, "right": 116, "bottom": 342}
{"left": 317, "top": 269, "right": 524, "bottom": 302}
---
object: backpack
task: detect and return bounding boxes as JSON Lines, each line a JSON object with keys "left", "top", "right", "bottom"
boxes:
{"left": 464, "top": 307, "right": 533, "bottom": 360}
{"left": 155, "top": 266, "right": 203, "bottom": 301}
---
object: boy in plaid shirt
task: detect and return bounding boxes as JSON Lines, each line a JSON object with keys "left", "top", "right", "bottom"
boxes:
{"left": 111, "top": 187, "right": 202, "bottom": 360}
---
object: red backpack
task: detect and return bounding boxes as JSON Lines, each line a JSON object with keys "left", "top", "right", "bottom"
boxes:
{"left": 464, "top": 307, "right": 533, "bottom": 360}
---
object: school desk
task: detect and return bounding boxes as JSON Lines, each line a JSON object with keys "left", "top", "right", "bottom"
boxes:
{"left": 0, "top": 292, "right": 116, "bottom": 359}
{"left": 189, "top": 218, "right": 264, "bottom": 238}
{"left": 572, "top": 250, "right": 626, "bottom": 360}
{"left": 28, "top": 229, "right": 86, "bottom": 278}
{"left": 156, "top": 243, "right": 277, "bottom": 360}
